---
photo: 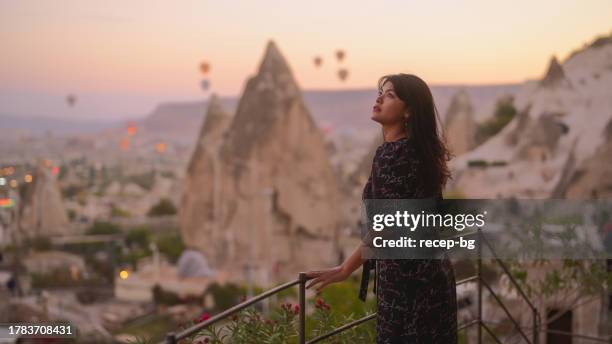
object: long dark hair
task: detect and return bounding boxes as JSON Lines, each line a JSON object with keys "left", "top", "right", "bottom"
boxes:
{"left": 377, "top": 73, "right": 453, "bottom": 196}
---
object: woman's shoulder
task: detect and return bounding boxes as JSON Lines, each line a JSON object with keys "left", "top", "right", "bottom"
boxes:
{"left": 375, "top": 136, "right": 418, "bottom": 162}
{"left": 379, "top": 136, "right": 414, "bottom": 149}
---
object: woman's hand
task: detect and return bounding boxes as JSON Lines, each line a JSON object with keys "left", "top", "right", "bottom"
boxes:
{"left": 305, "top": 265, "right": 350, "bottom": 292}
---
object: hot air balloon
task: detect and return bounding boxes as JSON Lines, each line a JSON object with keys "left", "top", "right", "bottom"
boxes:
{"left": 127, "top": 122, "right": 137, "bottom": 136}
{"left": 66, "top": 94, "right": 77, "bottom": 107}
{"left": 335, "top": 50, "right": 345, "bottom": 62}
{"left": 337, "top": 68, "right": 349, "bottom": 82}
{"left": 199, "top": 62, "right": 210, "bottom": 74}
{"left": 119, "top": 138, "right": 130, "bottom": 150}
{"left": 200, "top": 79, "right": 210, "bottom": 91}
{"left": 313, "top": 56, "right": 323, "bottom": 68}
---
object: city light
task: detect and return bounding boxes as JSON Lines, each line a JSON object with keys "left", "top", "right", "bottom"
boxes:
{"left": 120, "top": 138, "right": 130, "bottom": 150}
{"left": 2, "top": 167, "right": 15, "bottom": 176}
{"left": 0, "top": 198, "right": 14, "bottom": 208}
{"left": 119, "top": 270, "right": 129, "bottom": 280}
{"left": 127, "top": 122, "right": 137, "bottom": 136}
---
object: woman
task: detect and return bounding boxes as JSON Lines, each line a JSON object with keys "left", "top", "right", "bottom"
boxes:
{"left": 306, "top": 73, "right": 457, "bottom": 343}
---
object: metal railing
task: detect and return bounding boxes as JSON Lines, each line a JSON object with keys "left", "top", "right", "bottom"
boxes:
{"left": 162, "top": 229, "right": 610, "bottom": 343}
{"left": 477, "top": 230, "right": 540, "bottom": 343}
{"left": 163, "top": 274, "right": 307, "bottom": 344}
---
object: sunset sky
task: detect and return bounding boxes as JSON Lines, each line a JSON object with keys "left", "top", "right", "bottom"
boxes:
{"left": 1, "top": 0, "right": 611, "bottom": 120}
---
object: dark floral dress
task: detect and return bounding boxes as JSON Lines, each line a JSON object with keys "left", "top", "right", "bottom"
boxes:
{"left": 360, "top": 136, "right": 458, "bottom": 344}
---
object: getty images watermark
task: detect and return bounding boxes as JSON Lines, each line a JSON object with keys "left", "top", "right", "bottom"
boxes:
{"left": 360, "top": 198, "right": 612, "bottom": 260}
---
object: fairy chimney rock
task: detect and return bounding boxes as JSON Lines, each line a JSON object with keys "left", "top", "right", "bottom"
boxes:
{"left": 191, "top": 40, "right": 341, "bottom": 280}
{"left": 200, "top": 94, "right": 232, "bottom": 142}
{"left": 540, "top": 56, "right": 571, "bottom": 88}
{"left": 180, "top": 95, "right": 232, "bottom": 253}
{"left": 444, "top": 89, "right": 477, "bottom": 155}
{"left": 18, "top": 160, "right": 70, "bottom": 237}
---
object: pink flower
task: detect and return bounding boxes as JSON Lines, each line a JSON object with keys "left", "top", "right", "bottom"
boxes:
{"left": 315, "top": 297, "right": 331, "bottom": 311}
{"left": 193, "top": 312, "right": 211, "bottom": 324}
{"left": 316, "top": 298, "right": 324, "bottom": 307}
{"left": 293, "top": 304, "right": 300, "bottom": 315}
{"left": 281, "top": 302, "right": 294, "bottom": 312}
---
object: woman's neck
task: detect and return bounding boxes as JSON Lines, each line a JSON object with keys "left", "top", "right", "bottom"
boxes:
{"left": 382, "top": 126, "right": 408, "bottom": 142}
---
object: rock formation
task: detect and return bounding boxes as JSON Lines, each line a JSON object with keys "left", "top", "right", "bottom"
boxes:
{"left": 514, "top": 112, "right": 569, "bottom": 162}
{"left": 18, "top": 160, "right": 70, "bottom": 237}
{"left": 552, "top": 118, "right": 612, "bottom": 199}
{"left": 539, "top": 56, "right": 572, "bottom": 89}
{"left": 182, "top": 41, "right": 342, "bottom": 283}
{"left": 447, "top": 31, "right": 612, "bottom": 198}
{"left": 180, "top": 94, "right": 232, "bottom": 256}
{"left": 504, "top": 105, "right": 532, "bottom": 146}
{"left": 444, "top": 89, "right": 477, "bottom": 155}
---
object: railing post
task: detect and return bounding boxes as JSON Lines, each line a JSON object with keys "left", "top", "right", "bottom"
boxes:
{"left": 477, "top": 229, "right": 482, "bottom": 344}
{"left": 165, "top": 332, "right": 177, "bottom": 344}
{"left": 299, "top": 272, "right": 307, "bottom": 344}
{"left": 533, "top": 308, "right": 539, "bottom": 344}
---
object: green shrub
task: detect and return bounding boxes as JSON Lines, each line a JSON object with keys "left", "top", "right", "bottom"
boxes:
{"left": 467, "top": 159, "right": 488, "bottom": 168}
{"left": 204, "top": 282, "right": 245, "bottom": 312}
{"left": 152, "top": 284, "right": 181, "bottom": 306}
{"left": 467, "top": 160, "right": 507, "bottom": 168}
{"left": 169, "top": 291, "right": 375, "bottom": 344}
{"left": 66, "top": 209, "right": 77, "bottom": 221}
{"left": 111, "top": 204, "right": 131, "bottom": 218}
{"left": 116, "top": 314, "right": 175, "bottom": 343}
{"left": 84, "top": 254, "right": 115, "bottom": 283}
{"left": 26, "top": 236, "right": 52, "bottom": 251}
{"left": 443, "top": 188, "right": 466, "bottom": 200}
{"left": 155, "top": 233, "right": 184, "bottom": 263}
{"left": 30, "top": 268, "right": 104, "bottom": 289}
{"left": 119, "top": 250, "right": 151, "bottom": 271}
{"left": 126, "top": 171, "right": 156, "bottom": 191}
{"left": 57, "top": 164, "right": 68, "bottom": 181}
{"left": 86, "top": 221, "right": 122, "bottom": 235}
{"left": 75, "top": 190, "right": 88, "bottom": 205}
{"left": 126, "top": 226, "right": 152, "bottom": 250}
{"left": 475, "top": 97, "right": 517, "bottom": 145}
{"left": 61, "top": 184, "right": 86, "bottom": 199}
{"left": 147, "top": 198, "right": 177, "bottom": 217}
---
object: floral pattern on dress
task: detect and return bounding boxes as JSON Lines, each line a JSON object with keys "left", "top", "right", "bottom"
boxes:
{"left": 360, "top": 136, "right": 458, "bottom": 344}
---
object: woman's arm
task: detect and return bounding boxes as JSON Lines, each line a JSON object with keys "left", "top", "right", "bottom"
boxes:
{"left": 341, "top": 242, "right": 368, "bottom": 275}
{"left": 305, "top": 242, "right": 367, "bottom": 291}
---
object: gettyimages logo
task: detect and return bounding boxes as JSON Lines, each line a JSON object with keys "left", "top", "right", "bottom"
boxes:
{"left": 371, "top": 210, "right": 487, "bottom": 232}
{"left": 361, "top": 198, "right": 612, "bottom": 260}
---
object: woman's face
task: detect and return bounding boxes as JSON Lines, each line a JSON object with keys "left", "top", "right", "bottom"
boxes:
{"left": 371, "top": 81, "right": 409, "bottom": 125}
